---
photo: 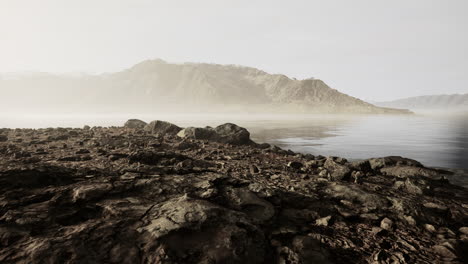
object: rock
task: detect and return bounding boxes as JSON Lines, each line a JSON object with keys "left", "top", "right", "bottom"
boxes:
{"left": 290, "top": 236, "right": 333, "bottom": 264}
{"left": 214, "top": 123, "right": 252, "bottom": 145}
{"left": 83, "top": 125, "right": 91, "bottom": 130}
{"left": 222, "top": 187, "right": 275, "bottom": 222}
{"left": 249, "top": 164, "right": 260, "bottom": 174}
{"left": 459, "top": 227, "right": 468, "bottom": 235}
{"left": 349, "top": 160, "right": 371, "bottom": 172}
{"left": 316, "top": 215, "right": 332, "bottom": 226}
{"left": 138, "top": 196, "right": 267, "bottom": 263}
{"left": 178, "top": 123, "right": 252, "bottom": 145}
{"left": 423, "top": 202, "right": 448, "bottom": 211}
{"left": 324, "top": 157, "right": 351, "bottom": 181}
{"left": 380, "top": 217, "right": 393, "bottom": 230}
{"left": 270, "top": 174, "right": 281, "bottom": 180}
{"left": 257, "top": 143, "right": 270, "bottom": 149}
{"left": 144, "top": 120, "right": 182, "bottom": 135}
{"left": 287, "top": 161, "right": 303, "bottom": 170}
{"left": 177, "top": 126, "right": 217, "bottom": 140}
{"left": 318, "top": 169, "right": 328, "bottom": 178}
{"left": 381, "top": 166, "right": 440, "bottom": 178}
{"left": 424, "top": 224, "right": 436, "bottom": 232}
{"left": 393, "top": 178, "right": 424, "bottom": 194}
{"left": 403, "top": 215, "right": 416, "bottom": 226}
{"left": 325, "top": 184, "right": 390, "bottom": 209}
{"left": 305, "top": 160, "right": 320, "bottom": 169}
{"left": 368, "top": 156, "right": 422, "bottom": 170}
{"left": 124, "top": 119, "right": 147, "bottom": 129}
{"left": 351, "top": 171, "right": 363, "bottom": 183}
{"left": 72, "top": 183, "right": 113, "bottom": 202}
{"left": 432, "top": 244, "right": 457, "bottom": 260}
{"left": 76, "top": 149, "right": 90, "bottom": 154}
{"left": 0, "top": 135, "right": 7, "bottom": 142}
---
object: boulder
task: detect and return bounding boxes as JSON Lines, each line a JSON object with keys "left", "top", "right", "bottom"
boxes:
{"left": 368, "top": 156, "right": 422, "bottom": 170}
{"left": 0, "top": 135, "right": 8, "bottom": 142}
{"left": 138, "top": 196, "right": 267, "bottom": 263}
{"left": 177, "top": 127, "right": 217, "bottom": 140}
{"left": 288, "top": 161, "right": 303, "bottom": 170}
{"left": 222, "top": 187, "right": 275, "bottom": 222}
{"left": 143, "top": 120, "right": 182, "bottom": 135}
{"left": 178, "top": 123, "right": 253, "bottom": 145}
{"left": 214, "top": 123, "right": 252, "bottom": 145}
{"left": 124, "top": 119, "right": 147, "bottom": 129}
{"left": 381, "top": 166, "right": 440, "bottom": 178}
{"left": 349, "top": 160, "right": 372, "bottom": 172}
{"left": 324, "top": 157, "right": 351, "bottom": 181}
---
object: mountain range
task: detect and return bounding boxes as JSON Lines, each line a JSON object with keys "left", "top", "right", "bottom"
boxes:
{"left": 0, "top": 59, "right": 410, "bottom": 114}
{"left": 375, "top": 93, "right": 468, "bottom": 111}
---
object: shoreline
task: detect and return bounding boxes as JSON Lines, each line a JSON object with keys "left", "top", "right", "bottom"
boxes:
{"left": 0, "top": 121, "right": 467, "bottom": 263}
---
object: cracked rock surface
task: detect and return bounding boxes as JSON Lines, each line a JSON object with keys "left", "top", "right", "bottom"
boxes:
{"left": 0, "top": 120, "right": 467, "bottom": 263}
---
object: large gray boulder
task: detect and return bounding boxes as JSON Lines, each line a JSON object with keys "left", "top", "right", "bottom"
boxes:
{"left": 177, "top": 123, "right": 253, "bottom": 145}
{"left": 324, "top": 157, "right": 351, "bottom": 181}
{"left": 214, "top": 123, "right": 251, "bottom": 145}
{"left": 176, "top": 126, "right": 217, "bottom": 140}
{"left": 144, "top": 120, "right": 182, "bottom": 135}
{"left": 124, "top": 119, "right": 147, "bottom": 129}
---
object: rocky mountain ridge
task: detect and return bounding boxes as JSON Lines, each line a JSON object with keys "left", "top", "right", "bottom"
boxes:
{"left": 376, "top": 93, "right": 468, "bottom": 111}
{"left": 0, "top": 59, "right": 410, "bottom": 114}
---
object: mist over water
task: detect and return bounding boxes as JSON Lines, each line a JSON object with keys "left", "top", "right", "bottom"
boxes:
{"left": 2, "top": 112, "right": 467, "bottom": 170}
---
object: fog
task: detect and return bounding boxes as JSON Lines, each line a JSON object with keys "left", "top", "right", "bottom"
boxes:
{"left": 1, "top": 0, "right": 468, "bottom": 101}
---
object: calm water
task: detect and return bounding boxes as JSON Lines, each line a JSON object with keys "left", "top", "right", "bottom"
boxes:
{"left": 1, "top": 113, "right": 467, "bottom": 169}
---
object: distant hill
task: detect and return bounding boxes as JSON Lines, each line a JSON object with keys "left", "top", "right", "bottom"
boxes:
{"left": 375, "top": 93, "right": 468, "bottom": 111}
{"left": 0, "top": 59, "right": 410, "bottom": 114}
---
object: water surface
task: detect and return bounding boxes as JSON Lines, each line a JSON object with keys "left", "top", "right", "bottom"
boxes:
{"left": 1, "top": 113, "right": 467, "bottom": 170}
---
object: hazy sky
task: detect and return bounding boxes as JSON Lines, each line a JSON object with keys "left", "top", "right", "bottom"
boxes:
{"left": 1, "top": 0, "right": 467, "bottom": 101}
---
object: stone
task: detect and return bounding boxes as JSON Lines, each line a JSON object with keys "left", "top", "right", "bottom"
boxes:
{"left": 177, "top": 127, "right": 217, "bottom": 140}
{"left": 214, "top": 123, "right": 252, "bottom": 145}
{"left": 72, "top": 183, "right": 113, "bottom": 202}
{"left": 324, "top": 157, "right": 351, "bottom": 181}
{"left": 178, "top": 123, "right": 252, "bottom": 145}
{"left": 287, "top": 161, "right": 303, "bottom": 170}
{"left": 315, "top": 215, "right": 332, "bottom": 226}
{"left": 381, "top": 166, "right": 440, "bottom": 178}
{"left": 368, "top": 156, "right": 422, "bottom": 170}
{"left": 249, "top": 164, "right": 260, "bottom": 174}
{"left": 458, "top": 227, "right": 468, "bottom": 235}
{"left": 222, "top": 187, "right": 275, "bottom": 222}
{"left": 424, "top": 224, "right": 436, "bottom": 233}
{"left": 349, "top": 160, "right": 371, "bottom": 172}
{"left": 144, "top": 120, "right": 182, "bottom": 135}
{"left": 432, "top": 244, "right": 457, "bottom": 259}
{"left": 393, "top": 178, "right": 424, "bottom": 194}
{"left": 124, "top": 119, "right": 147, "bottom": 129}
{"left": 403, "top": 215, "right": 416, "bottom": 226}
{"left": 380, "top": 217, "right": 393, "bottom": 230}
{"left": 290, "top": 236, "right": 332, "bottom": 264}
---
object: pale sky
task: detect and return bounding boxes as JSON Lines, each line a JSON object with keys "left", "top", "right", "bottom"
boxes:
{"left": 0, "top": 0, "right": 467, "bottom": 101}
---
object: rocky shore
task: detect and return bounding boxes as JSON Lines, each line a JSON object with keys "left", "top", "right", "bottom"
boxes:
{"left": 0, "top": 120, "right": 467, "bottom": 263}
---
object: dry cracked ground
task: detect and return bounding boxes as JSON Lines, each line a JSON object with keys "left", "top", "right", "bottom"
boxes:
{"left": 0, "top": 119, "right": 467, "bottom": 264}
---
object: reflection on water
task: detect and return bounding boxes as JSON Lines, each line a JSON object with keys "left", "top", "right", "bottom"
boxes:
{"left": 1, "top": 113, "right": 467, "bottom": 170}
{"left": 247, "top": 115, "right": 468, "bottom": 170}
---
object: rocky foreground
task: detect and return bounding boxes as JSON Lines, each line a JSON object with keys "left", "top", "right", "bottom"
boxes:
{"left": 0, "top": 120, "right": 467, "bottom": 263}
